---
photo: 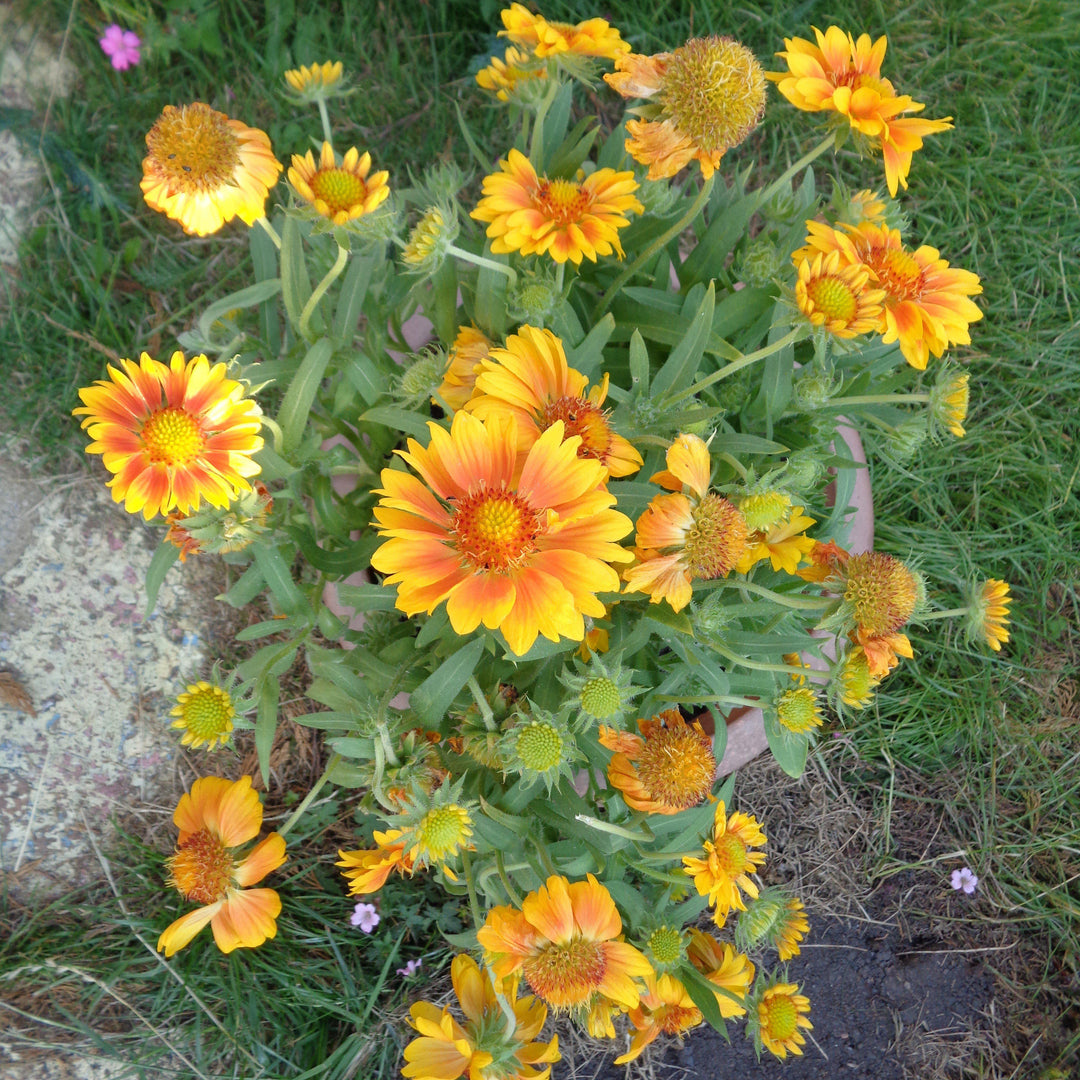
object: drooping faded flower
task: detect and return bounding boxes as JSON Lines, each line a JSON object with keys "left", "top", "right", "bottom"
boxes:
{"left": 768, "top": 26, "right": 952, "bottom": 195}
{"left": 73, "top": 351, "right": 263, "bottom": 520}
{"left": 605, "top": 37, "right": 767, "bottom": 180}
{"left": 498, "top": 3, "right": 630, "bottom": 61}
{"left": 157, "top": 776, "right": 286, "bottom": 956}
{"left": 465, "top": 325, "right": 642, "bottom": 476}
{"left": 614, "top": 973, "right": 704, "bottom": 1065}
{"left": 141, "top": 103, "right": 282, "bottom": 236}
{"left": 170, "top": 680, "right": 236, "bottom": 750}
{"left": 287, "top": 141, "right": 390, "bottom": 225}
{"left": 598, "top": 709, "right": 716, "bottom": 814}
{"left": 336, "top": 829, "right": 416, "bottom": 895}
{"left": 735, "top": 889, "right": 810, "bottom": 961}
{"left": 837, "top": 550, "right": 920, "bottom": 676}
{"left": 624, "top": 433, "right": 749, "bottom": 612}
{"left": 470, "top": 149, "right": 643, "bottom": 265}
{"left": 795, "top": 250, "right": 886, "bottom": 338}
{"left": 834, "top": 645, "right": 881, "bottom": 709}
{"left": 753, "top": 980, "right": 813, "bottom": 1059}
{"left": 403, "top": 953, "right": 560, "bottom": 1080}
{"left": 682, "top": 801, "right": 767, "bottom": 927}
{"left": 371, "top": 411, "right": 633, "bottom": 656}
{"left": 966, "top": 579, "right": 1011, "bottom": 652}
{"left": 478, "top": 874, "right": 652, "bottom": 1011}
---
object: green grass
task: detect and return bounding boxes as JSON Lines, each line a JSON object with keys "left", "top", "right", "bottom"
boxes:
{"left": 2, "top": 0, "right": 1078, "bottom": 1075}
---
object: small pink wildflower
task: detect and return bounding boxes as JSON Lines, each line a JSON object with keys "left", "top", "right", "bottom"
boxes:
{"left": 350, "top": 901, "right": 380, "bottom": 932}
{"left": 950, "top": 867, "right": 978, "bottom": 895}
{"left": 396, "top": 958, "right": 423, "bottom": 977}
{"left": 99, "top": 25, "right": 141, "bottom": 71}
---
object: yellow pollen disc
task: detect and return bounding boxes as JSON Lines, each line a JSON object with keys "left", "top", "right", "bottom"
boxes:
{"left": 141, "top": 408, "right": 206, "bottom": 465}
{"left": 415, "top": 806, "right": 470, "bottom": 860}
{"left": 522, "top": 937, "right": 607, "bottom": 1008}
{"left": 311, "top": 168, "right": 368, "bottom": 215}
{"left": 764, "top": 994, "right": 799, "bottom": 1040}
{"left": 776, "top": 687, "right": 822, "bottom": 734}
{"left": 145, "top": 104, "right": 240, "bottom": 194}
{"left": 452, "top": 487, "right": 539, "bottom": 572}
{"left": 806, "top": 274, "right": 858, "bottom": 323}
{"left": 180, "top": 686, "right": 235, "bottom": 739}
{"left": 535, "top": 178, "right": 588, "bottom": 225}
{"left": 580, "top": 676, "right": 620, "bottom": 718}
{"left": 868, "top": 246, "right": 924, "bottom": 300}
{"left": 166, "top": 827, "right": 234, "bottom": 904}
{"left": 684, "top": 494, "right": 748, "bottom": 579}
{"left": 516, "top": 722, "right": 563, "bottom": 771}
{"left": 540, "top": 396, "right": 612, "bottom": 460}
{"left": 843, "top": 552, "right": 918, "bottom": 635}
{"left": 647, "top": 926, "right": 684, "bottom": 964}
{"left": 637, "top": 727, "right": 716, "bottom": 810}
{"left": 713, "top": 832, "right": 749, "bottom": 876}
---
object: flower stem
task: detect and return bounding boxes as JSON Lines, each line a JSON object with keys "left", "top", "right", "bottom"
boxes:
{"left": 529, "top": 74, "right": 562, "bottom": 167}
{"left": 467, "top": 676, "right": 497, "bottom": 731}
{"left": 254, "top": 216, "right": 281, "bottom": 250}
{"left": 461, "top": 849, "right": 485, "bottom": 928}
{"left": 495, "top": 851, "right": 524, "bottom": 907}
{"left": 820, "top": 393, "right": 930, "bottom": 407}
{"left": 446, "top": 243, "right": 518, "bottom": 287}
{"left": 317, "top": 99, "right": 333, "bottom": 146}
{"left": 277, "top": 752, "right": 341, "bottom": 838}
{"left": 920, "top": 607, "right": 969, "bottom": 620}
{"left": 299, "top": 243, "right": 348, "bottom": 340}
{"left": 709, "top": 578, "right": 832, "bottom": 610}
{"left": 756, "top": 133, "right": 835, "bottom": 208}
{"left": 706, "top": 636, "right": 822, "bottom": 675}
{"left": 592, "top": 174, "right": 716, "bottom": 321}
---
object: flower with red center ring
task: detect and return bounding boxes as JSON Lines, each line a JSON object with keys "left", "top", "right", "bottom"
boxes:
{"left": 157, "top": 776, "right": 286, "bottom": 956}
{"left": 470, "top": 149, "right": 643, "bottom": 265}
{"left": 465, "top": 324, "right": 642, "bottom": 477}
{"left": 371, "top": 411, "right": 633, "bottom": 656}
{"left": 288, "top": 141, "right": 390, "bottom": 225}
{"left": 598, "top": 709, "right": 716, "bottom": 814}
{"left": 140, "top": 103, "right": 282, "bottom": 236}
{"left": 682, "top": 801, "right": 767, "bottom": 927}
{"left": 73, "top": 351, "right": 263, "bottom": 521}
{"left": 478, "top": 873, "right": 653, "bottom": 1011}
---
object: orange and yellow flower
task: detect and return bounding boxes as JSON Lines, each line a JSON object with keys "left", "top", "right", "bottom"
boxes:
{"left": 614, "top": 973, "right": 704, "bottom": 1064}
{"left": 170, "top": 680, "right": 235, "bottom": 750}
{"left": 796, "top": 219, "right": 983, "bottom": 370}
{"left": 288, "top": 141, "right": 389, "bottom": 225}
{"left": 478, "top": 874, "right": 653, "bottom": 1010}
{"left": 598, "top": 709, "right": 716, "bottom": 814}
{"left": 756, "top": 981, "right": 813, "bottom": 1059}
{"left": 283, "top": 60, "right": 344, "bottom": 97}
{"left": 140, "top": 102, "right": 282, "bottom": 236}
{"left": 437, "top": 325, "right": 493, "bottom": 412}
{"left": 476, "top": 45, "right": 548, "bottom": 103}
{"left": 623, "top": 434, "right": 748, "bottom": 612}
{"left": 470, "top": 149, "right": 642, "bottom": 265}
{"left": 465, "top": 325, "right": 642, "bottom": 477}
{"left": 371, "top": 411, "right": 633, "bottom": 656}
{"left": 685, "top": 929, "right": 754, "bottom": 1015}
{"left": 795, "top": 250, "right": 886, "bottom": 338}
{"left": 735, "top": 506, "right": 817, "bottom": 576}
{"left": 682, "top": 801, "right": 767, "bottom": 927}
{"left": 768, "top": 26, "right": 953, "bottom": 195}
{"left": 605, "top": 37, "right": 767, "bottom": 180}
{"left": 337, "top": 829, "right": 416, "bottom": 895}
{"left": 499, "top": 3, "right": 629, "bottom": 61}
{"left": 74, "top": 351, "right": 263, "bottom": 521}
{"left": 157, "top": 776, "right": 286, "bottom": 957}
{"left": 403, "top": 954, "right": 559, "bottom": 1080}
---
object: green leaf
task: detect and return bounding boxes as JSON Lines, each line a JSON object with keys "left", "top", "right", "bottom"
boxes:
{"left": 628, "top": 330, "right": 650, "bottom": 395}
{"left": 278, "top": 337, "right": 333, "bottom": 453}
{"left": 410, "top": 638, "right": 486, "bottom": 726}
{"left": 144, "top": 540, "right": 180, "bottom": 617}
{"left": 253, "top": 543, "right": 306, "bottom": 615}
{"left": 644, "top": 608, "right": 696, "bottom": 637}
{"left": 563, "top": 313, "right": 614, "bottom": 378}
{"left": 540, "top": 81, "right": 575, "bottom": 170}
{"left": 652, "top": 283, "right": 716, "bottom": 398}
{"left": 235, "top": 616, "right": 302, "bottom": 641}
{"left": 473, "top": 243, "right": 509, "bottom": 338}
{"left": 763, "top": 710, "right": 810, "bottom": 778}
{"left": 196, "top": 278, "right": 282, "bottom": 345}
{"left": 359, "top": 406, "right": 436, "bottom": 441}
{"left": 333, "top": 583, "right": 400, "bottom": 613}
{"left": 679, "top": 962, "right": 731, "bottom": 1037}
{"left": 332, "top": 255, "right": 376, "bottom": 344}
{"left": 678, "top": 187, "right": 760, "bottom": 287}
{"left": 218, "top": 562, "right": 265, "bottom": 608}
{"left": 256, "top": 676, "right": 280, "bottom": 787}
{"left": 280, "top": 215, "right": 312, "bottom": 331}
{"left": 329, "top": 736, "right": 377, "bottom": 759}
{"left": 342, "top": 352, "right": 387, "bottom": 405}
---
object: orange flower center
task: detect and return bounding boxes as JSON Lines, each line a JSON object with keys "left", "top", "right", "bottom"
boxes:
{"left": 534, "top": 178, "right": 588, "bottom": 225}
{"left": 684, "top": 494, "right": 748, "bottom": 579}
{"left": 763, "top": 993, "right": 799, "bottom": 1040}
{"left": 805, "top": 273, "right": 858, "bottom": 323}
{"left": 540, "top": 396, "right": 612, "bottom": 460}
{"left": 843, "top": 551, "right": 918, "bottom": 635}
{"left": 145, "top": 103, "right": 240, "bottom": 194}
{"left": 451, "top": 486, "right": 540, "bottom": 572}
{"left": 636, "top": 724, "right": 716, "bottom": 811}
{"left": 167, "top": 827, "right": 234, "bottom": 904}
{"left": 865, "top": 245, "right": 924, "bottom": 300}
{"left": 712, "top": 833, "right": 749, "bottom": 877}
{"left": 310, "top": 167, "right": 368, "bottom": 215}
{"left": 522, "top": 937, "right": 607, "bottom": 1008}
{"left": 141, "top": 407, "right": 206, "bottom": 465}
{"left": 660, "top": 1004, "right": 702, "bottom": 1034}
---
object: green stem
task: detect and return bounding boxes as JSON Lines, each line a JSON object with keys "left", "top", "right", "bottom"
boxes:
{"left": 277, "top": 752, "right": 341, "bottom": 838}
{"left": 663, "top": 326, "right": 804, "bottom": 407}
{"left": 317, "top": 99, "right": 333, "bottom": 146}
{"left": 709, "top": 578, "right": 833, "bottom": 611}
{"left": 254, "top": 216, "right": 281, "bottom": 250}
{"left": 461, "top": 850, "right": 485, "bottom": 928}
{"left": 495, "top": 852, "right": 525, "bottom": 906}
{"left": 555, "top": 261, "right": 565, "bottom": 294}
{"left": 820, "top": 393, "right": 930, "bottom": 408}
{"left": 592, "top": 174, "right": 716, "bottom": 321}
{"left": 299, "top": 243, "right": 348, "bottom": 340}
{"left": 377, "top": 721, "right": 400, "bottom": 768}
{"left": 920, "top": 607, "right": 968, "bottom": 620}
{"left": 707, "top": 637, "right": 820, "bottom": 676}
{"left": 756, "top": 133, "right": 835, "bottom": 208}
{"left": 467, "top": 676, "right": 497, "bottom": 731}
{"left": 446, "top": 243, "right": 518, "bottom": 287}
{"left": 574, "top": 813, "right": 653, "bottom": 842}
{"left": 529, "top": 74, "right": 562, "bottom": 167}
{"left": 656, "top": 694, "right": 765, "bottom": 709}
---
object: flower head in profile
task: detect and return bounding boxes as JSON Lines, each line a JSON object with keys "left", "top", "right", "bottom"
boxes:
{"left": 624, "top": 434, "right": 749, "bottom": 612}
{"left": 470, "top": 149, "right": 643, "bottom": 265}
{"left": 141, "top": 103, "right": 282, "bottom": 236}
{"left": 165, "top": 482, "right": 274, "bottom": 560}
{"left": 288, "top": 142, "right": 390, "bottom": 225}
{"left": 477, "top": 45, "right": 549, "bottom": 104}
{"left": 735, "top": 889, "right": 810, "bottom": 961}
{"left": 752, "top": 979, "right": 813, "bottom": 1059}
{"left": 403, "top": 953, "right": 559, "bottom": 1080}
{"left": 170, "top": 679, "right": 236, "bottom": 750}
{"left": 73, "top": 351, "right": 263, "bottom": 521}
{"left": 437, "top": 325, "right": 493, "bottom": 412}
{"left": 598, "top": 709, "right": 716, "bottom": 815}
{"left": 614, "top": 973, "right": 704, "bottom": 1064}
{"left": 929, "top": 368, "right": 971, "bottom": 438}
{"left": 950, "top": 867, "right": 979, "bottom": 895}
{"left": 478, "top": 874, "right": 652, "bottom": 1011}
{"left": 966, "top": 579, "right": 1011, "bottom": 652}
{"left": 795, "top": 250, "right": 886, "bottom": 338}
{"left": 768, "top": 26, "right": 953, "bottom": 195}
{"left": 833, "top": 645, "right": 881, "bottom": 709}
{"left": 337, "top": 829, "right": 416, "bottom": 895}
{"left": 371, "top": 411, "right": 633, "bottom": 656}
{"left": 466, "top": 325, "right": 642, "bottom": 477}
{"left": 605, "top": 37, "right": 767, "bottom": 180}
{"left": 283, "top": 60, "right": 345, "bottom": 102}
{"left": 157, "top": 776, "right": 286, "bottom": 957}
{"left": 100, "top": 25, "right": 141, "bottom": 71}
{"left": 499, "top": 3, "right": 629, "bottom": 61}
{"left": 685, "top": 929, "right": 754, "bottom": 1015}
{"left": 682, "top": 801, "right": 767, "bottom": 927}
{"left": 350, "top": 901, "right": 380, "bottom": 932}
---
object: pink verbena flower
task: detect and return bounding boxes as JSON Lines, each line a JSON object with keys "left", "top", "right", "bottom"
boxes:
{"left": 950, "top": 867, "right": 978, "bottom": 895}
{"left": 350, "top": 901, "right": 380, "bottom": 932}
{"left": 99, "top": 25, "right": 141, "bottom": 71}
